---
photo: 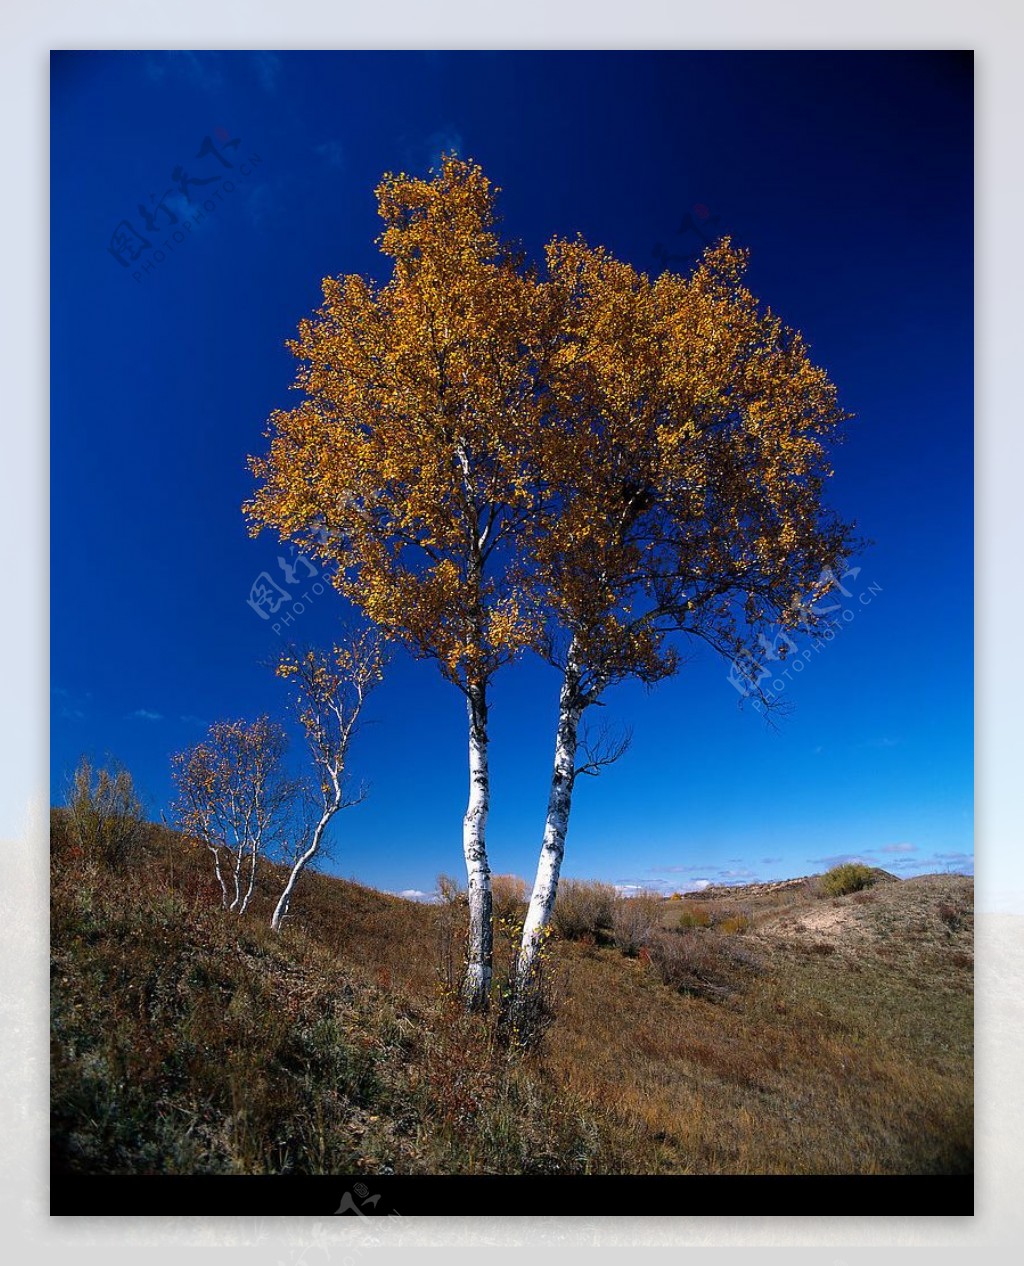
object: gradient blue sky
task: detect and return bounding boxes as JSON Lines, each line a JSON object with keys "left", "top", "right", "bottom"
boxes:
{"left": 51, "top": 50, "right": 973, "bottom": 897}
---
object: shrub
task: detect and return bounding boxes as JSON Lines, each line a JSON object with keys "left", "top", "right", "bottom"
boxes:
{"left": 434, "top": 873, "right": 468, "bottom": 994}
{"left": 65, "top": 758, "right": 145, "bottom": 871}
{"left": 610, "top": 892, "right": 663, "bottom": 956}
{"left": 552, "top": 879, "right": 617, "bottom": 941}
{"left": 718, "top": 913, "right": 751, "bottom": 935}
{"left": 436, "top": 872, "right": 465, "bottom": 904}
{"left": 648, "top": 931, "right": 749, "bottom": 997}
{"left": 938, "top": 901, "right": 966, "bottom": 931}
{"left": 677, "top": 902, "right": 712, "bottom": 930}
{"left": 819, "top": 863, "right": 877, "bottom": 897}
{"left": 491, "top": 874, "right": 529, "bottom": 923}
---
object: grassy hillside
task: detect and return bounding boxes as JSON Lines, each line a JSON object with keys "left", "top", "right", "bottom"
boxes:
{"left": 50, "top": 814, "right": 973, "bottom": 1175}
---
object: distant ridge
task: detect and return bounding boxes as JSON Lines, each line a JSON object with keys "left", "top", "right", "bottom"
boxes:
{"left": 680, "top": 868, "right": 899, "bottom": 901}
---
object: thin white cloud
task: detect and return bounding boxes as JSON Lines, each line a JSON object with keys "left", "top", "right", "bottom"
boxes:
{"left": 54, "top": 686, "right": 85, "bottom": 720}
{"left": 885, "top": 857, "right": 929, "bottom": 873}
{"left": 810, "top": 852, "right": 875, "bottom": 868}
{"left": 314, "top": 140, "right": 345, "bottom": 170}
{"left": 162, "top": 191, "right": 192, "bottom": 224}
{"left": 396, "top": 888, "right": 435, "bottom": 903}
{"left": 242, "top": 182, "right": 276, "bottom": 231}
{"left": 930, "top": 852, "right": 974, "bottom": 874}
{"left": 145, "top": 51, "right": 224, "bottom": 92}
{"left": 646, "top": 863, "right": 718, "bottom": 875}
{"left": 251, "top": 52, "right": 280, "bottom": 92}
{"left": 655, "top": 877, "right": 713, "bottom": 893}
{"left": 881, "top": 842, "right": 917, "bottom": 854}
{"left": 130, "top": 708, "right": 163, "bottom": 722}
{"left": 425, "top": 127, "right": 463, "bottom": 170}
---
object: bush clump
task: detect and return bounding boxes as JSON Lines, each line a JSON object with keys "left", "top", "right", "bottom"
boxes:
{"left": 552, "top": 879, "right": 617, "bottom": 941}
{"left": 819, "top": 862, "right": 877, "bottom": 897}
{"left": 610, "top": 892, "right": 663, "bottom": 956}
{"left": 644, "top": 929, "right": 760, "bottom": 1001}
{"left": 718, "top": 912, "right": 751, "bottom": 935}
{"left": 65, "top": 758, "right": 145, "bottom": 871}
{"left": 677, "top": 902, "right": 712, "bottom": 930}
{"left": 491, "top": 874, "right": 529, "bottom": 923}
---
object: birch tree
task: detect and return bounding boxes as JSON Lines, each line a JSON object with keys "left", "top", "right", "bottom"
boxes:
{"left": 270, "top": 633, "right": 384, "bottom": 931}
{"left": 513, "top": 238, "right": 856, "bottom": 1003}
{"left": 245, "top": 157, "right": 549, "bottom": 1008}
{"left": 171, "top": 717, "right": 297, "bottom": 915}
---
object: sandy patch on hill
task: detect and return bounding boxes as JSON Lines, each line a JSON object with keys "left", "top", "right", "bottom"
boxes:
{"left": 755, "top": 897, "right": 870, "bottom": 949}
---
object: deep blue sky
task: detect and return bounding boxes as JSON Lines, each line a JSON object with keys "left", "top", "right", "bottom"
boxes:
{"left": 51, "top": 51, "right": 973, "bottom": 896}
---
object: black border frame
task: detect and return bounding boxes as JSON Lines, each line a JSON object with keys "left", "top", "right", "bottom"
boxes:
{"left": 51, "top": 1173, "right": 973, "bottom": 1217}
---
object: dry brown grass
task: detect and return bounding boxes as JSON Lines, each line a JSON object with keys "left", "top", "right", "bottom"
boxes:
{"left": 50, "top": 814, "right": 973, "bottom": 1175}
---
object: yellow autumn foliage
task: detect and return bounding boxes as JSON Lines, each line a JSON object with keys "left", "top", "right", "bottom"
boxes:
{"left": 246, "top": 156, "right": 853, "bottom": 698}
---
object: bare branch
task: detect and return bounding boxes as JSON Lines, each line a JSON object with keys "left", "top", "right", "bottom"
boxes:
{"left": 573, "top": 720, "right": 633, "bottom": 781}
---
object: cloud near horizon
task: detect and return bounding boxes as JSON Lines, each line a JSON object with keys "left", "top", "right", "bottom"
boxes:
{"left": 811, "top": 852, "right": 874, "bottom": 868}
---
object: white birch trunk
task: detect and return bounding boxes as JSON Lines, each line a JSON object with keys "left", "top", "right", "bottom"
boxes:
{"left": 461, "top": 685, "right": 493, "bottom": 1009}
{"left": 515, "top": 654, "right": 588, "bottom": 997}
{"left": 271, "top": 804, "right": 335, "bottom": 932}
{"left": 207, "top": 843, "right": 230, "bottom": 908}
{"left": 229, "top": 850, "right": 242, "bottom": 912}
{"left": 237, "top": 840, "right": 259, "bottom": 916}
